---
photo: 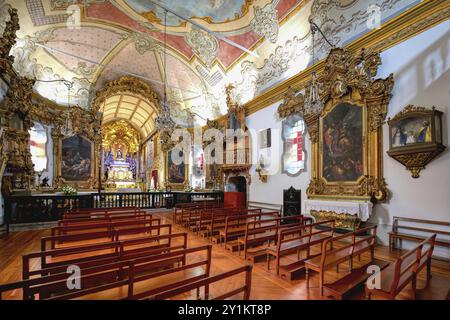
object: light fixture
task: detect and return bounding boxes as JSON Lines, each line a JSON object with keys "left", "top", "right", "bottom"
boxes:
{"left": 35, "top": 78, "right": 75, "bottom": 137}
{"left": 155, "top": 9, "right": 176, "bottom": 134}
{"left": 60, "top": 81, "right": 75, "bottom": 137}
{"left": 304, "top": 21, "right": 334, "bottom": 116}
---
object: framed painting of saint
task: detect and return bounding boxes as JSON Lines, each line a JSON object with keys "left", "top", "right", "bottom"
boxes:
{"left": 61, "top": 135, "right": 93, "bottom": 181}
{"left": 321, "top": 103, "right": 364, "bottom": 182}
{"left": 166, "top": 148, "right": 187, "bottom": 189}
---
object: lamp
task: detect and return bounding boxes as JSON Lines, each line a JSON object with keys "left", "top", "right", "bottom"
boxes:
{"left": 155, "top": 9, "right": 176, "bottom": 134}
{"left": 60, "top": 81, "right": 75, "bottom": 137}
{"left": 304, "top": 21, "right": 334, "bottom": 116}
{"left": 35, "top": 79, "right": 75, "bottom": 137}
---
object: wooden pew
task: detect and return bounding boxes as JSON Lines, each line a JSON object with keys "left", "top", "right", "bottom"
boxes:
{"left": 304, "top": 225, "right": 378, "bottom": 297}
{"left": 389, "top": 217, "right": 450, "bottom": 252}
{"left": 24, "top": 232, "right": 188, "bottom": 281}
{"left": 0, "top": 245, "right": 212, "bottom": 300}
{"left": 266, "top": 220, "right": 335, "bottom": 279}
{"left": 59, "top": 212, "right": 153, "bottom": 225}
{"left": 238, "top": 215, "right": 304, "bottom": 261}
{"left": 205, "top": 208, "right": 262, "bottom": 240}
{"left": 51, "top": 218, "right": 162, "bottom": 236}
{"left": 62, "top": 209, "right": 149, "bottom": 220}
{"left": 218, "top": 211, "right": 279, "bottom": 248}
{"left": 195, "top": 207, "right": 250, "bottom": 236}
{"left": 65, "top": 207, "right": 143, "bottom": 215}
{"left": 41, "top": 223, "right": 173, "bottom": 251}
{"left": 173, "top": 202, "right": 223, "bottom": 225}
{"left": 365, "top": 234, "right": 436, "bottom": 300}
{"left": 141, "top": 265, "right": 253, "bottom": 300}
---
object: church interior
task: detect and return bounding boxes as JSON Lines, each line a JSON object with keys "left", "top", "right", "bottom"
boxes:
{"left": 0, "top": 0, "right": 449, "bottom": 303}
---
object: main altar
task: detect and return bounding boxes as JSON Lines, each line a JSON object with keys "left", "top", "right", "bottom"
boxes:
{"left": 102, "top": 121, "right": 140, "bottom": 190}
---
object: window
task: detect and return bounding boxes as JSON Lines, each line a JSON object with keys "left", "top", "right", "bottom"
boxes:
{"left": 29, "top": 123, "right": 48, "bottom": 172}
{"left": 282, "top": 115, "right": 306, "bottom": 176}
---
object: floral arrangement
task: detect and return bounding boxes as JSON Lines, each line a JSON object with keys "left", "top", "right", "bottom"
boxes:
{"left": 61, "top": 185, "right": 77, "bottom": 196}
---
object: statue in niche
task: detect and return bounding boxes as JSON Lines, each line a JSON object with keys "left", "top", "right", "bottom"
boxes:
{"left": 116, "top": 147, "right": 123, "bottom": 160}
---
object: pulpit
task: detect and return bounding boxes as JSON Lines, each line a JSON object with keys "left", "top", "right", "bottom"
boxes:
{"left": 224, "top": 192, "right": 246, "bottom": 208}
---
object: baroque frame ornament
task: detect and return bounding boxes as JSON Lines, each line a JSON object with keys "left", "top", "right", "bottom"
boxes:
{"left": 278, "top": 47, "right": 394, "bottom": 203}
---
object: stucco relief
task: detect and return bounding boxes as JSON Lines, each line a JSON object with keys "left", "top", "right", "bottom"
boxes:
{"left": 250, "top": 2, "right": 279, "bottom": 44}
{"left": 233, "top": 0, "right": 416, "bottom": 104}
{"left": 185, "top": 27, "right": 219, "bottom": 68}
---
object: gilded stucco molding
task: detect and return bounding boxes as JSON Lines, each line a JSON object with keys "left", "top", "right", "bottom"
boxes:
{"left": 244, "top": 0, "right": 450, "bottom": 117}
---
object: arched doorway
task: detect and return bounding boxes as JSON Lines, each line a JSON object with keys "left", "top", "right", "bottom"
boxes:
{"left": 92, "top": 77, "right": 161, "bottom": 191}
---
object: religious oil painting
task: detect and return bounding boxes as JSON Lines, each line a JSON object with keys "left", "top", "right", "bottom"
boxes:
{"left": 167, "top": 149, "right": 186, "bottom": 184}
{"left": 61, "top": 136, "right": 92, "bottom": 181}
{"left": 390, "top": 115, "right": 433, "bottom": 148}
{"left": 322, "top": 103, "right": 363, "bottom": 182}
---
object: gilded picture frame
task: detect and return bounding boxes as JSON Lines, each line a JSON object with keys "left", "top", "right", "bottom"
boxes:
{"left": 164, "top": 148, "right": 188, "bottom": 190}
{"left": 53, "top": 132, "right": 99, "bottom": 189}
{"left": 278, "top": 48, "right": 394, "bottom": 203}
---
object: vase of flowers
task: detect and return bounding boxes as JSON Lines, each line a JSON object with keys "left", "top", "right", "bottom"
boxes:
{"left": 61, "top": 185, "right": 77, "bottom": 196}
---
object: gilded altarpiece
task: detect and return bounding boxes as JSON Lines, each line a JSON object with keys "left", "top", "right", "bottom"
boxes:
{"left": 279, "top": 48, "right": 394, "bottom": 203}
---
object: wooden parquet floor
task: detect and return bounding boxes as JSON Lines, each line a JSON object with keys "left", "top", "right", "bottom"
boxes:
{"left": 0, "top": 211, "right": 449, "bottom": 300}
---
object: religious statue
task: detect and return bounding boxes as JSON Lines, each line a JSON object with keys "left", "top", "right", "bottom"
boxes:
{"left": 116, "top": 148, "right": 123, "bottom": 159}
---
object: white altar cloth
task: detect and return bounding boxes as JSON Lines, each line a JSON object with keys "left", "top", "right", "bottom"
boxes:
{"left": 304, "top": 199, "right": 373, "bottom": 221}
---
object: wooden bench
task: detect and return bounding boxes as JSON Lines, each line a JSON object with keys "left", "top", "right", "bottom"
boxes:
{"left": 0, "top": 245, "right": 212, "bottom": 300}
{"left": 238, "top": 215, "right": 304, "bottom": 260}
{"left": 266, "top": 220, "right": 335, "bottom": 279}
{"left": 24, "top": 232, "right": 188, "bottom": 281}
{"left": 192, "top": 207, "right": 240, "bottom": 235}
{"left": 204, "top": 208, "right": 262, "bottom": 240}
{"left": 174, "top": 203, "right": 224, "bottom": 225}
{"left": 66, "top": 206, "right": 140, "bottom": 212}
{"left": 141, "top": 265, "right": 253, "bottom": 300}
{"left": 51, "top": 218, "right": 162, "bottom": 236}
{"left": 59, "top": 212, "right": 153, "bottom": 225}
{"left": 365, "top": 234, "right": 436, "bottom": 300}
{"left": 218, "top": 211, "right": 279, "bottom": 248}
{"left": 41, "top": 223, "right": 173, "bottom": 251}
{"left": 305, "top": 225, "right": 378, "bottom": 297}
{"left": 62, "top": 209, "right": 148, "bottom": 220}
{"left": 389, "top": 217, "right": 450, "bottom": 252}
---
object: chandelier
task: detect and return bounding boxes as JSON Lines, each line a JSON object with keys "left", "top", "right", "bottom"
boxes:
{"left": 154, "top": 9, "right": 175, "bottom": 134}
{"left": 35, "top": 78, "right": 75, "bottom": 137}
{"left": 60, "top": 81, "right": 75, "bottom": 137}
{"left": 304, "top": 21, "right": 334, "bottom": 115}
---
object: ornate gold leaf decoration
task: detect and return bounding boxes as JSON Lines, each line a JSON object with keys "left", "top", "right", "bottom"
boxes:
{"left": 387, "top": 105, "right": 446, "bottom": 178}
{"left": 91, "top": 76, "right": 161, "bottom": 114}
{"left": 278, "top": 47, "right": 393, "bottom": 203}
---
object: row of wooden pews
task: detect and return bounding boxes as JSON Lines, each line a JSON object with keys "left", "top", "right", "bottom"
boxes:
{"left": 0, "top": 206, "right": 253, "bottom": 300}
{"left": 174, "top": 204, "right": 449, "bottom": 300}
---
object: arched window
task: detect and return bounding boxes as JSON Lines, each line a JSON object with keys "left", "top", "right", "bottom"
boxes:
{"left": 29, "top": 123, "right": 48, "bottom": 172}
{"left": 282, "top": 115, "right": 306, "bottom": 176}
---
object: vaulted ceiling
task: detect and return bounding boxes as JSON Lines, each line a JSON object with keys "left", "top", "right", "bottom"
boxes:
{"left": 1, "top": 0, "right": 419, "bottom": 133}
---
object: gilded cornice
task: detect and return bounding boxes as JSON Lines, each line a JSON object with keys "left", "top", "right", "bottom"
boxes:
{"left": 243, "top": 0, "right": 450, "bottom": 116}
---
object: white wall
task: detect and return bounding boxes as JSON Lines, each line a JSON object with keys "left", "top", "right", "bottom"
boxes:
{"left": 246, "top": 19, "right": 450, "bottom": 257}
{"left": 247, "top": 101, "right": 312, "bottom": 207}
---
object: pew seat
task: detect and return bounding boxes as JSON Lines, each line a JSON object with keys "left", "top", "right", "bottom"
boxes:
{"left": 323, "top": 259, "right": 389, "bottom": 300}
{"left": 388, "top": 217, "right": 450, "bottom": 253}
{"left": 365, "top": 235, "right": 436, "bottom": 300}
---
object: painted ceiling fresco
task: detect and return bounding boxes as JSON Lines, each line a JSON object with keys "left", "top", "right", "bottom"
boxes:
{"left": 124, "top": 0, "right": 252, "bottom": 26}
{"left": 1, "top": 0, "right": 420, "bottom": 135}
